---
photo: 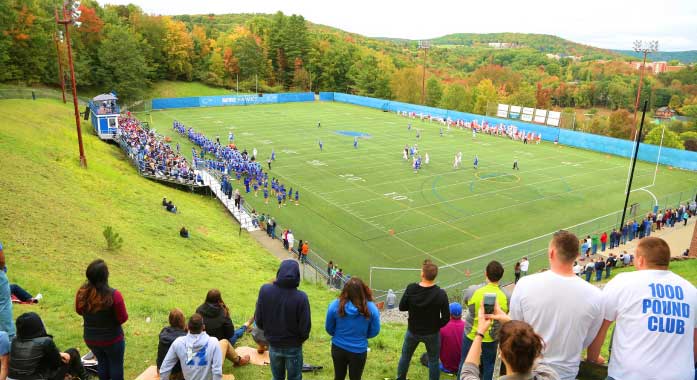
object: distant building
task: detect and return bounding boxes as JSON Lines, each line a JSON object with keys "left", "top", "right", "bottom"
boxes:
{"left": 488, "top": 42, "right": 513, "bottom": 49}
{"left": 627, "top": 61, "right": 686, "bottom": 74}
{"left": 546, "top": 53, "right": 582, "bottom": 61}
{"left": 654, "top": 106, "right": 676, "bottom": 119}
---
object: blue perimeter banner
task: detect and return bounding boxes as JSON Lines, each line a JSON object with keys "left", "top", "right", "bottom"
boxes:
{"left": 152, "top": 92, "right": 314, "bottom": 110}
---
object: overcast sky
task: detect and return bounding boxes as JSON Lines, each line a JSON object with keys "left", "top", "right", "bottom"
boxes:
{"left": 96, "top": 0, "right": 697, "bottom": 51}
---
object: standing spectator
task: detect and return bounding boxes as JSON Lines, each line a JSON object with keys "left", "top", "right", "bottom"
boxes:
{"left": 327, "top": 261, "right": 333, "bottom": 285}
{"left": 233, "top": 189, "right": 241, "bottom": 210}
{"left": 255, "top": 260, "right": 311, "bottom": 380}
{"left": 509, "top": 230, "right": 602, "bottom": 380}
{"left": 600, "top": 231, "right": 608, "bottom": 252}
{"left": 439, "top": 303, "right": 465, "bottom": 374}
{"left": 269, "top": 217, "right": 277, "bottom": 239}
{"left": 75, "top": 259, "right": 128, "bottom": 380}
{"left": 386, "top": 289, "right": 397, "bottom": 310}
{"left": 296, "top": 240, "right": 304, "bottom": 260}
{"left": 591, "top": 234, "right": 599, "bottom": 255}
{"left": 572, "top": 261, "right": 582, "bottom": 277}
{"left": 458, "top": 261, "right": 508, "bottom": 380}
{"left": 157, "top": 309, "right": 187, "bottom": 379}
{"left": 514, "top": 262, "right": 521, "bottom": 284}
{"left": 300, "top": 241, "right": 309, "bottom": 263}
{"left": 325, "top": 277, "right": 380, "bottom": 380}
{"left": 9, "top": 312, "right": 89, "bottom": 380}
{"left": 519, "top": 257, "right": 529, "bottom": 277}
{"left": 594, "top": 258, "right": 605, "bottom": 282}
{"left": 0, "top": 244, "right": 15, "bottom": 338}
{"left": 584, "top": 260, "right": 595, "bottom": 282}
{"left": 605, "top": 254, "right": 616, "bottom": 279}
{"left": 620, "top": 224, "right": 629, "bottom": 245}
{"left": 683, "top": 209, "right": 689, "bottom": 226}
{"left": 655, "top": 209, "right": 663, "bottom": 229}
{"left": 286, "top": 230, "right": 295, "bottom": 254}
{"left": 396, "top": 260, "right": 450, "bottom": 380}
{"left": 282, "top": 229, "right": 289, "bottom": 250}
{"left": 195, "top": 290, "right": 250, "bottom": 366}
{"left": 587, "top": 237, "right": 697, "bottom": 380}
{"left": 159, "top": 314, "right": 223, "bottom": 380}
{"left": 0, "top": 331, "right": 7, "bottom": 380}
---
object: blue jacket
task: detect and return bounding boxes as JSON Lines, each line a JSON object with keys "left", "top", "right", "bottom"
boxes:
{"left": 255, "top": 260, "right": 311, "bottom": 348}
{"left": 325, "top": 299, "right": 380, "bottom": 353}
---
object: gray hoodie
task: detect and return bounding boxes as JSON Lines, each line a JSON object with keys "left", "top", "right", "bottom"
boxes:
{"left": 159, "top": 332, "right": 223, "bottom": 380}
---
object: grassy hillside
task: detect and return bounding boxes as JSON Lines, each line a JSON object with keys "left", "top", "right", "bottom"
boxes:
{"left": 0, "top": 98, "right": 437, "bottom": 380}
{"left": 145, "top": 81, "right": 238, "bottom": 99}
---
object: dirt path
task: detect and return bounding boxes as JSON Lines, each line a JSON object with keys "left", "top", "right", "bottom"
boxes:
{"left": 249, "top": 230, "right": 323, "bottom": 283}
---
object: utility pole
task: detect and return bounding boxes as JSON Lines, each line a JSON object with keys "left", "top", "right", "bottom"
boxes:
{"left": 619, "top": 100, "right": 648, "bottom": 231}
{"left": 630, "top": 40, "right": 658, "bottom": 141}
{"left": 53, "top": 30, "right": 66, "bottom": 103}
{"left": 418, "top": 40, "right": 430, "bottom": 105}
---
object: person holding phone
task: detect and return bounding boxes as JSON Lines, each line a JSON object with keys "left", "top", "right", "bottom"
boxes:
{"left": 460, "top": 303, "right": 559, "bottom": 380}
{"left": 457, "top": 261, "right": 508, "bottom": 380}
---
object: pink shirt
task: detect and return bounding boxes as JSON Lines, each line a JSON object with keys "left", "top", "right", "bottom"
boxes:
{"left": 439, "top": 318, "right": 465, "bottom": 372}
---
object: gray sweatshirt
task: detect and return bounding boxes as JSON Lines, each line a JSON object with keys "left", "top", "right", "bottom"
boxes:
{"left": 160, "top": 332, "right": 223, "bottom": 380}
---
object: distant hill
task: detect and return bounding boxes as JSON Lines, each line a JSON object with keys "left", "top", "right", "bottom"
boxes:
{"left": 613, "top": 49, "right": 697, "bottom": 64}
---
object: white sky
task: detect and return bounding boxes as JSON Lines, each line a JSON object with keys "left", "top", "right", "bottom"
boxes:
{"left": 97, "top": 0, "right": 697, "bottom": 51}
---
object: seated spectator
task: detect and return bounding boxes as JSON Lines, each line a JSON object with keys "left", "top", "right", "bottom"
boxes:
{"left": 165, "top": 201, "right": 177, "bottom": 213}
{"left": 250, "top": 322, "right": 269, "bottom": 354}
{"left": 460, "top": 303, "right": 559, "bottom": 380}
{"left": 159, "top": 313, "right": 223, "bottom": 380}
{"left": 438, "top": 303, "right": 464, "bottom": 374}
{"left": 683, "top": 248, "right": 689, "bottom": 257}
{"left": 157, "top": 309, "right": 187, "bottom": 380}
{"left": 195, "top": 289, "right": 250, "bottom": 366}
{"left": 162, "top": 197, "right": 168, "bottom": 207}
{"left": 179, "top": 227, "right": 189, "bottom": 239}
{"left": 10, "top": 284, "right": 42, "bottom": 304}
{"left": 325, "top": 277, "right": 380, "bottom": 380}
{"left": 8, "top": 312, "right": 89, "bottom": 380}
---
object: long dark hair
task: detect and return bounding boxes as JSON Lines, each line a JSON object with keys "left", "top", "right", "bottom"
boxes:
{"left": 76, "top": 259, "right": 113, "bottom": 313}
{"left": 205, "top": 289, "right": 230, "bottom": 317}
{"left": 338, "top": 277, "right": 373, "bottom": 319}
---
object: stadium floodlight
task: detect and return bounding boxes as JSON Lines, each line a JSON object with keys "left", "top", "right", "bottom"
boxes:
{"left": 629, "top": 40, "right": 658, "bottom": 141}
{"left": 418, "top": 40, "right": 431, "bottom": 105}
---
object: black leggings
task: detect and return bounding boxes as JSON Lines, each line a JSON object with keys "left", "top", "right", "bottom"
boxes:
{"left": 331, "top": 344, "right": 367, "bottom": 380}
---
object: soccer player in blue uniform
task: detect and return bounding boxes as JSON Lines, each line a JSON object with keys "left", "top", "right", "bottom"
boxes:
{"left": 295, "top": 190, "right": 299, "bottom": 205}
{"left": 416, "top": 130, "right": 420, "bottom": 139}
{"left": 271, "top": 149, "right": 276, "bottom": 161}
{"left": 253, "top": 181, "right": 259, "bottom": 197}
{"left": 317, "top": 121, "right": 321, "bottom": 128}
{"left": 353, "top": 137, "right": 358, "bottom": 149}
{"left": 407, "top": 123, "right": 411, "bottom": 131}
{"left": 277, "top": 193, "right": 283, "bottom": 208}
{"left": 228, "top": 131, "right": 234, "bottom": 142}
{"left": 263, "top": 187, "right": 269, "bottom": 204}
{"left": 319, "top": 140, "right": 323, "bottom": 151}
{"left": 473, "top": 155, "right": 479, "bottom": 169}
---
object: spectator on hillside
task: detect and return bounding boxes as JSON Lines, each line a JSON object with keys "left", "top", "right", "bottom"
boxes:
{"left": 591, "top": 234, "right": 599, "bottom": 255}
{"left": 386, "top": 289, "right": 397, "bottom": 310}
{"left": 195, "top": 289, "right": 250, "bottom": 366}
{"left": 458, "top": 261, "right": 509, "bottom": 380}
{"left": 10, "top": 283, "right": 42, "bottom": 304}
{"left": 519, "top": 257, "right": 529, "bottom": 277}
{"left": 0, "top": 244, "right": 15, "bottom": 338}
{"left": 587, "top": 237, "right": 697, "bottom": 380}
{"left": 594, "top": 258, "right": 605, "bottom": 282}
{"left": 255, "top": 260, "right": 311, "bottom": 380}
{"left": 8, "top": 312, "right": 89, "bottom": 380}
{"left": 460, "top": 304, "right": 559, "bottom": 380}
{"left": 584, "top": 260, "right": 595, "bottom": 282}
{"left": 0, "top": 331, "right": 7, "bottom": 380}
{"left": 605, "top": 254, "right": 616, "bottom": 279}
{"left": 286, "top": 230, "right": 295, "bottom": 254}
{"left": 157, "top": 308, "right": 187, "bottom": 380}
{"left": 327, "top": 261, "right": 334, "bottom": 285}
{"left": 75, "top": 259, "right": 128, "bottom": 380}
{"left": 509, "top": 230, "right": 602, "bottom": 380}
{"left": 179, "top": 227, "right": 189, "bottom": 238}
{"left": 325, "top": 277, "right": 380, "bottom": 380}
{"left": 622, "top": 251, "right": 632, "bottom": 266}
{"left": 438, "top": 303, "right": 464, "bottom": 374}
{"left": 572, "top": 261, "right": 582, "bottom": 277}
{"left": 300, "top": 241, "right": 309, "bottom": 263}
{"left": 683, "top": 248, "right": 690, "bottom": 257}
{"left": 162, "top": 197, "right": 168, "bottom": 207}
{"left": 600, "top": 231, "right": 608, "bottom": 252}
{"left": 682, "top": 209, "right": 689, "bottom": 225}
{"left": 159, "top": 313, "right": 223, "bottom": 380}
{"left": 514, "top": 262, "right": 521, "bottom": 284}
{"left": 165, "top": 200, "right": 177, "bottom": 213}
{"left": 396, "top": 259, "right": 450, "bottom": 380}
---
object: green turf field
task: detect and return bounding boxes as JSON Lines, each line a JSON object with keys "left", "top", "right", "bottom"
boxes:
{"left": 150, "top": 101, "right": 697, "bottom": 296}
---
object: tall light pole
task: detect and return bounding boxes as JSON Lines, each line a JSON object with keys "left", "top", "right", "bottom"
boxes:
{"left": 630, "top": 40, "right": 658, "bottom": 141}
{"left": 53, "top": 30, "right": 66, "bottom": 103}
{"left": 418, "top": 40, "right": 430, "bottom": 105}
{"left": 56, "top": 0, "right": 86, "bottom": 167}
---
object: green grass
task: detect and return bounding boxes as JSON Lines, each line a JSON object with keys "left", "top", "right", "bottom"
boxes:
{"left": 149, "top": 101, "right": 697, "bottom": 297}
{"left": 146, "top": 81, "right": 239, "bottom": 99}
{"left": 0, "top": 98, "right": 439, "bottom": 380}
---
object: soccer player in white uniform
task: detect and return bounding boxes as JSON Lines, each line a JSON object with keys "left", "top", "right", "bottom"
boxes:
{"left": 587, "top": 237, "right": 697, "bottom": 380}
{"left": 453, "top": 154, "right": 460, "bottom": 169}
{"left": 424, "top": 153, "right": 429, "bottom": 165}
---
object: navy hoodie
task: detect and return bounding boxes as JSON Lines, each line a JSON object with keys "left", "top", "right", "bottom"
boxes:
{"left": 255, "top": 260, "right": 311, "bottom": 348}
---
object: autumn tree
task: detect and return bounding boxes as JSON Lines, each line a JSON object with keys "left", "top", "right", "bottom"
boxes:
{"left": 390, "top": 67, "right": 422, "bottom": 104}
{"left": 644, "top": 127, "right": 684, "bottom": 149}
{"left": 606, "top": 109, "right": 634, "bottom": 139}
{"left": 425, "top": 77, "right": 443, "bottom": 107}
{"left": 474, "top": 79, "right": 498, "bottom": 115}
{"left": 163, "top": 18, "right": 193, "bottom": 80}
{"left": 96, "top": 23, "right": 151, "bottom": 100}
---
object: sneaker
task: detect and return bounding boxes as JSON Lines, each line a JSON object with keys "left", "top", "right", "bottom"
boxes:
{"left": 32, "top": 293, "right": 43, "bottom": 303}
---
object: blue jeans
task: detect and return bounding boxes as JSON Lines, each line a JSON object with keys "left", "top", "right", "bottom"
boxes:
{"left": 397, "top": 330, "right": 440, "bottom": 380}
{"left": 601, "top": 242, "right": 606, "bottom": 251}
{"left": 595, "top": 270, "right": 603, "bottom": 282}
{"left": 592, "top": 244, "right": 598, "bottom": 254}
{"left": 88, "top": 339, "right": 125, "bottom": 380}
{"left": 585, "top": 270, "right": 592, "bottom": 282}
{"left": 229, "top": 325, "right": 247, "bottom": 346}
{"left": 605, "top": 266, "right": 612, "bottom": 279}
{"left": 269, "top": 345, "right": 303, "bottom": 380}
{"left": 458, "top": 337, "right": 498, "bottom": 380}
{"left": 10, "top": 284, "right": 32, "bottom": 301}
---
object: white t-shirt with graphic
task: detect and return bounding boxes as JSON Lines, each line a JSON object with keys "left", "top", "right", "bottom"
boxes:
{"left": 602, "top": 270, "right": 697, "bottom": 380}
{"left": 509, "top": 270, "right": 603, "bottom": 380}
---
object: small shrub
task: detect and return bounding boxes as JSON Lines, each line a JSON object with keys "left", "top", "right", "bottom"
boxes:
{"left": 103, "top": 226, "right": 123, "bottom": 251}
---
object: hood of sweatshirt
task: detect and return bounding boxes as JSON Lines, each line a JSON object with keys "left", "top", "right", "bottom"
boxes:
{"left": 159, "top": 326, "right": 186, "bottom": 346}
{"left": 407, "top": 283, "right": 444, "bottom": 308}
{"left": 274, "top": 260, "right": 300, "bottom": 289}
{"left": 184, "top": 332, "right": 211, "bottom": 361}
{"left": 196, "top": 302, "right": 224, "bottom": 318}
{"left": 342, "top": 301, "right": 361, "bottom": 318}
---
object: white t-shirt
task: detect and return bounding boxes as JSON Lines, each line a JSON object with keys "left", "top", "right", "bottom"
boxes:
{"left": 509, "top": 270, "right": 603, "bottom": 380}
{"left": 520, "top": 260, "right": 529, "bottom": 272}
{"left": 573, "top": 264, "right": 582, "bottom": 275}
{"left": 602, "top": 270, "right": 697, "bottom": 380}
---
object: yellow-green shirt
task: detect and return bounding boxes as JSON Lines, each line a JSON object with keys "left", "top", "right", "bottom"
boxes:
{"left": 465, "top": 283, "right": 508, "bottom": 342}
